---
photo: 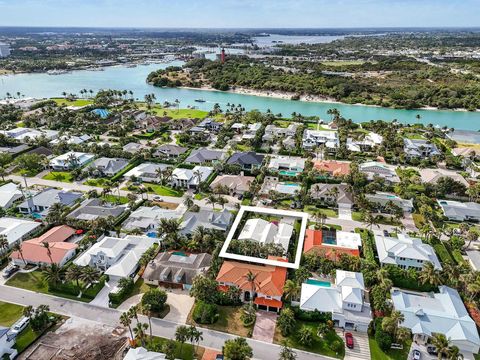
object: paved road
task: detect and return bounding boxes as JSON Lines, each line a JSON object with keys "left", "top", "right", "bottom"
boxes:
{"left": 0, "top": 284, "right": 332, "bottom": 360}
{"left": 7, "top": 175, "right": 241, "bottom": 210}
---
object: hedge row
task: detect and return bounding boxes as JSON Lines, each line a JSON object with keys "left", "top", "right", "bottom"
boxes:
{"left": 110, "top": 158, "right": 142, "bottom": 182}
{"left": 109, "top": 279, "right": 135, "bottom": 307}
{"left": 356, "top": 229, "right": 377, "bottom": 264}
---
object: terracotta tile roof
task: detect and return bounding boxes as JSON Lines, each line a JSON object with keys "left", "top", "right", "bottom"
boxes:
{"left": 313, "top": 160, "right": 351, "bottom": 177}
{"left": 303, "top": 229, "right": 360, "bottom": 260}
{"left": 10, "top": 225, "right": 77, "bottom": 265}
{"left": 216, "top": 260, "right": 287, "bottom": 297}
{"left": 254, "top": 297, "right": 283, "bottom": 308}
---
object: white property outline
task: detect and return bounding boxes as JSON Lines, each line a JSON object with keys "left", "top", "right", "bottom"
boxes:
{"left": 219, "top": 205, "right": 309, "bottom": 269}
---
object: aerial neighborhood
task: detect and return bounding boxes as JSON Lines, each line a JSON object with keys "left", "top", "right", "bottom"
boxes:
{"left": 1, "top": 23, "right": 480, "bottom": 360}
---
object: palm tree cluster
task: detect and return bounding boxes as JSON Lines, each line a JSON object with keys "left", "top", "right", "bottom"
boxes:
{"left": 43, "top": 263, "right": 101, "bottom": 296}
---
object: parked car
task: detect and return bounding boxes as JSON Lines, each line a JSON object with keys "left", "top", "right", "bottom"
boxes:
{"left": 426, "top": 345, "right": 438, "bottom": 356}
{"left": 152, "top": 196, "right": 163, "bottom": 202}
{"left": 2, "top": 264, "right": 19, "bottom": 279}
{"left": 215, "top": 355, "right": 224, "bottom": 360}
{"left": 412, "top": 349, "right": 421, "bottom": 360}
{"left": 345, "top": 332, "right": 354, "bottom": 349}
{"left": 383, "top": 230, "right": 389, "bottom": 236}
{"left": 10, "top": 316, "right": 29, "bottom": 335}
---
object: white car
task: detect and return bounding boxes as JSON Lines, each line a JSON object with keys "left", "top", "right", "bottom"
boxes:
{"left": 10, "top": 316, "right": 29, "bottom": 335}
{"left": 412, "top": 349, "right": 421, "bottom": 360}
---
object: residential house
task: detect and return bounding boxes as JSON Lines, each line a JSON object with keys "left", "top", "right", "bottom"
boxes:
{"left": 374, "top": 232, "right": 442, "bottom": 270}
{"left": 143, "top": 251, "right": 212, "bottom": 290}
{"left": 171, "top": 166, "right": 213, "bottom": 189}
{"left": 153, "top": 144, "right": 187, "bottom": 160}
{"left": 123, "top": 347, "right": 168, "bottom": 360}
{"left": 209, "top": 174, "right": 255, "bottom": 195}
{"left": 0, "top": 217, "right": 41, "bottom": 250}
{"left": 122, "top": 206, "right": 183, "bottom": 233}
{"left": 263, "top": 123, "right": 300, "bottom": 142}
{"left": 313, "top": 160, "right": 351, "bottom": 177}
{"left": 136, "top": 115, "right": 170, "bottom": 132}
{"left": 0, "top": 127, "right": 59, "bottom": 143}
{"left": 196, "top": 118, "right": 223, "bottom": 132}
{"left": 391, "top": 286, "right": 480, "bottom": 357}
{"left": 419, "top": 168, "right": 469, "bottom": 188}
{"left": 124, "top": 163, "right": 171, "bottom": 183}
{"left": 26, "top": 146, "right": 53, "bottom": 157}
{"left": 268, "top": 156, "right": 305, "bottom": 176}
{"left": 0, "top": 183, "right": 23, "bottom": 209}
{"left": 74, "top": 235, "right": 156, "bottom": 280}
{"left": 122, "top": 142, "right": 145, "bottom": 154}
{"left": 404, "top": 138, "right": 441, "bottom": 159}
{"left": 10, "top": 225, "right": 77, "bottom": 267}
{"left": 452, "top": 147, "right": 477, "bottom": 158}
{"left": 303, "top": 229, "right": 361, "bottom": 260}
{"left": 180, "top": 208, "right": 232, "bottom": 235}
{"left": 300, "top": 270, "right": 371, "bottom": 332}
{"left": 67, "top": 198, "right": 127, "bottom": 221}
{"left": 184, "top": 148, "right": 225, "bottom": 165}
{"left": 302, "top": 129, "right": 339, "bottom": 150}
{"left": 50, "top": 134, "right": 91, "bottom": 145}
{"left": 366, "top": 192, "right": 414, "bottom": 213}
{"left": 238, "top": 218, "right": 293, "bottom": 251}
{"left": 88, "top": 157, "right": 129, "bottom": 177}
{"left": 346, "top": 132, "right": 383, "bottom": 152}
{"left": 242, "top": 122, "right": 262, "bottom": 141}
{"left": 309, "top": 183, "right": 353, "bottom": 210}
{"left": 359, "top": 161, "right": 400, "bottom": 183}
{"left": 437, "top": 199, "right": 480, "bottom": 222}
{"left": 227, "top": 152, "right": 265, "bottom": 171}
{"left": 49, "top": 151, "right": 95, "bottom": 170}
{"left": 0, "top": 326, "right": 16, "bottom": 360}
{"left": 0, "top": 144, "right": 29, "bottom": 155}
{"left": 260, "top": 176, "right": 302, "bottom": 196}
{"left": 17, "top": 188, "right": 82, "bottom": 216}
{"left": 466, "top": 250, "right": 480, "bottom": 271}
{"left": 216, "top": 259, "right": 288, "bottom": 312}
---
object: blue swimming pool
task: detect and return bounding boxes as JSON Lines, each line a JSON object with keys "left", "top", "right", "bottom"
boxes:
{"left": 306, "top": 279, "right": 331, "bottom": 287}
{"left": 146, "top": 232, "right": 157, "bottom": 238}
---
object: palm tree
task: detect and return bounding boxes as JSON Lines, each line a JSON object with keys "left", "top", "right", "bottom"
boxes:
{"left": 244, "top": 270, "right": 258, "bottom": 305}
{"left": 66, "top": 264, "right": 83, "bottom": 294}
{"left": 0, "top": 235, "right": 8, "bottom": 255}
{"left": 431, "top": 333, "right": 450, "bottom": 360}
{"left": 42, "top": 242, "right": 54, "bottom": 263}
{"left": 447, "top": 345, "right": 463, "bottom": 360}
{"left": 175, "top": 325, "right": 189, "bottom": 354}
{"left": 129, "top": 304, "right": 140, "bottom": 326}
{"left": 376, "top": 268, "right": 393, "bottom": 291}
{"left": 12, "top": 242, "right": 27, "bottom": 265}
{"left": 206, "top": 194, "right": 217, "bottom": 210}
{"left": 183, "top": 195, "right": 194, "bottom": 209}
{"left": 79, "top": 266, "right": 101, "bottom": 289}
{"left": 143, "top": 303, "right": 153, "bottom": 340}
{"left": 22, "top": 305, "right": 33, "bottom": 319}
{"left": 419, "top": 262, "right": 442, "bottom": 287}
{"left": 0, "top": 166, "right": 6, "bottom": 182}
{"left": 133, "top": 322, "right": 148, "bottom": 347}
{"left": 120, "top": 312, "right": 134, "bottom": 341}
{"left": 43, "top": 264, "right": 64, "bottom": 286}
{"left": 283, "top": 279, "right": 301, "bottom": 302}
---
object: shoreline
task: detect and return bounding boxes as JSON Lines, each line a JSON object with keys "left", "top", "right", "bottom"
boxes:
{"left": 179, "top": 85, "right": 479, "bottom": 113}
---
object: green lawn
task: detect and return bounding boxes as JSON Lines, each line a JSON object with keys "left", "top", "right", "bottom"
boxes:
{"left": 143, "top": 183, "right": 184, "bottom": 197}
{"left": 188, "top": 305, "right": 251, "bottom": 338}
{"left": 146, "top": 336, "right": 203, "bottom": 360}
{"left": 15, "top": 326, "right": 38, "bottom": 353}
{"left": 52, "top": 98, "right": 93, "bottom": 107}
{"left": 42, "top": 171, "right": 74, "bottom": 183}
{"left": 103, "top": 194, "right": 129, "bottom": 204}
{"left": 369, "top": 337, "right": 411, "bottom": 360}
{"left": 274, "top": 321, "right": 345, "bottom": 359}
{"left": 304, "top": 205, "right": 338, "bottom": 218}
{"left": 0, "top": 301, "right": 24, "bottom": 327}
{"left": 352, "top": 211, "right": 363, "bottom": 221}
{"left": 84, "top": 178, "right": 109, "bottom": 187}
{"left": 5, "top": 271, "right": 97, "bottom": 302}
{"left": 148, "top": 106, "right": 209, "bottom": 120}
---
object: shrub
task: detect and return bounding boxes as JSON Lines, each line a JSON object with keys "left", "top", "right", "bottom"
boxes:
{"left": 108, "top": 276, "right": 135, "bottom": 306}
{"left": 290, "top": 306, "right": 331, "bottom": 322}
{"left": 277, "top": 308, "right": 296, "bottom": 337}
{"left": 141, "top": 288, "right": 168, "bottom": 313}
{"left": 192, "top": 301, "right": 219, "bottom": 324}
{"left": 331, "top": 339, "right": 343, "bottom": 353}
{"left": 375, "top": 329, "right": 393, "bottom": 352}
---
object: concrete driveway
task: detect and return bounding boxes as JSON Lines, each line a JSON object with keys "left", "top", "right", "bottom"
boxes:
{"left": 252, "top": 311, "right": 277, "bottom": 343}
{"left": 90, "top": 279, "right": 119, "bottom": 307}
{"left": 336, "top": 330, "right": 371, "bottom": 360}
{"left": 163, "top": 288, "right": 195, "bottom": 324}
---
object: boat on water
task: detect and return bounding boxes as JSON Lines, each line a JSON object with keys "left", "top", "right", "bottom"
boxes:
{"left": 194, "top": 99, "right": 206, "bottom": 103}
{"left": 126, "top": 64, "right": 137, "bottom": 68}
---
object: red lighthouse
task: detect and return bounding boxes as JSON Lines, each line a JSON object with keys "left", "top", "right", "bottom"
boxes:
{"left": 220, "top": 48, "right": 226, "bottom": 63}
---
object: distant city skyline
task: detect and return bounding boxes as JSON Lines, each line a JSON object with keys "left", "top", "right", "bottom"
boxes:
{"left": 0, "top": 0, "right": 479, "bottom": 28}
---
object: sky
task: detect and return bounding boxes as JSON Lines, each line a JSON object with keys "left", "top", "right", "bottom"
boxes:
{"left": 0, "top": 0, "right": 479, "bottom": 28}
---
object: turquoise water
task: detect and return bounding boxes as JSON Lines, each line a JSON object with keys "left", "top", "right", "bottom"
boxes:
{"left": 279, "top": 170, "right": 299, "bottom": 176}
{"left": 306, "top": 279, "right": 331, "bottom": 287}
{"left": 146, "top": 231, "right": 157, "bottom": 238}
{"left": 172, "top": 251, "right": 187, "bottom": 256}
{"left": 2, "top": 63, "right": 480, "bottom": 130}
